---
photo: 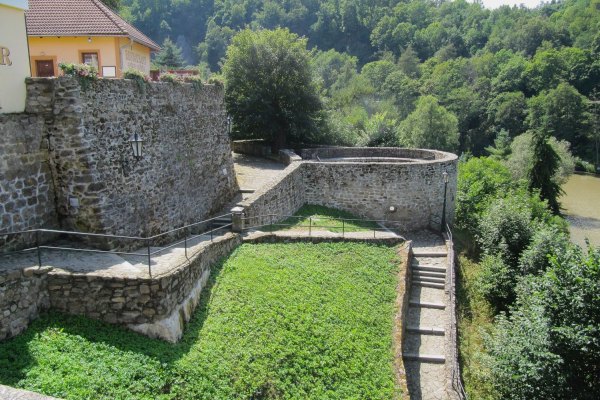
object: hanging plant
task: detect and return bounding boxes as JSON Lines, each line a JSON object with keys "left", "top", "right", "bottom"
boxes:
{"left": 59, "top": 62, "right": 98, "bottom": 91}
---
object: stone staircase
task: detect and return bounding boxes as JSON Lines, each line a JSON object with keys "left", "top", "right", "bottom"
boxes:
{"left": 403, "top": 236, "right": 451, "bottom": 400}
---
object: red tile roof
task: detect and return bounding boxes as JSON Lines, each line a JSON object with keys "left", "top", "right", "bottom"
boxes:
{"left": 26, "top": 0, "right": 160, "bottom": 51}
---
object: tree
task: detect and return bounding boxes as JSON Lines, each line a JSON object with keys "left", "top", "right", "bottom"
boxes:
{"left": 397, "top": 95, "right": 459, "bottom": 152}
{"left": 101, "top": 0, "right": 121, "bottom": 10}
{"left": 485, "top": 129, "right": 512, "bottom": 160}
{"left": 154, "top": 38, "right": 185, "bottom": 68}
{"left": 529, "top": 130, "right": 563, "bottom": 214}
{"left": 223, "top": 28, "right": 322, "bottom": 150}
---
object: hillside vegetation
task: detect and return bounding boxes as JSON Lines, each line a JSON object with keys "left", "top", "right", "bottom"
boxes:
{"left": 121, "top": 0, "right": 599, "bottom": 164}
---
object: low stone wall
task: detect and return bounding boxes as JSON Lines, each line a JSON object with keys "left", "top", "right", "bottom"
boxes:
{"left": 301, "top": 147, "right": 444, "bottom": 161}
{"left": 232, "top": 139, "right": 272, "bottom": 157}
{"left": 46, "top": 234, "right": 241, "bottom": 342}
{"left": 240, "top": 162, "right": 306, "bottom": 227}
{"left": 1, "top": 234, "right": 241, "bottom": 342}
{"left": 0, "top": 266, "right": 51, "bottom": 341}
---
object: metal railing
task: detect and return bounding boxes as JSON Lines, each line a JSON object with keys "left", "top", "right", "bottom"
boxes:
{"left": 242, "top": 213, "right": 399, "bottom": 238}
{"left": 0, "top": 213, "right": 232, "bottom": 277}
{"left": 445, "top": 224, "right": 468, "bottom": 400}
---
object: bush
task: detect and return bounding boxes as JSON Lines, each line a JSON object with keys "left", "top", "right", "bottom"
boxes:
{"left": 518, "top": 225, "right": 567, "bottom": 275}
{"left": 478, "top": 254, "right": 516, "bottom": 311}
{"left": 483, "top": 287, "right": 567, "bottom": 400}
{"left": 455, "top": 157, "right": 515, "bottom": 238}
{"left": 123, "top": 68, "right": 149, "bottom": 91}
{"left": 477, "top": 191, "right": 534, "bottom": 265}
{"left": 58, "top": 62, "right": 97, "bottom": 90}
{"left": 159, "top": 73, "right": 181, "bottom": 83}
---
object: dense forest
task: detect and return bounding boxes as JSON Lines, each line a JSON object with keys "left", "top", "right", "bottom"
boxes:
{"left": 117, "top": 0, "right": 600, "bottom": 167}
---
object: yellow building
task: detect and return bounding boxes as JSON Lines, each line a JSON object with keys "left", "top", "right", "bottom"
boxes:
{"left": 26, "top": 0, "right": 159, "bottom": 78}
{"left": 0, "top": 0, "right": 29, "bottom": 113}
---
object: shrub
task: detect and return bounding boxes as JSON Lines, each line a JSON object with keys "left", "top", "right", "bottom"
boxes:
{"left": 518, "top": 225, "right": 567, "bottom": 275}
{"left": 478, "top": 254, "right": 517, "bottom": 311}
{"left": 159, "top": 72, "right": 181, "bottom": 83}
{"left": 123, "top": 68, "right": 149, "bottom": 91}
{"left": 183, "top": 75, "right": 204, "bottom": 90}
{"left": 477, "top": 191, "right": 534, "bottom": 265}
{"left": 455, "top": 157, "right": 515, "bottom": 238}
{"left": 58, "top": 62, "right": 97, "bottom": 90}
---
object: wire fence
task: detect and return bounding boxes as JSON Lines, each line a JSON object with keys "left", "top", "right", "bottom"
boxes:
{"left": 0, "top": 213, "right": 233, "bottom": 277}
{"left": 242, "top": 213, "right": 400, "bottom": 239}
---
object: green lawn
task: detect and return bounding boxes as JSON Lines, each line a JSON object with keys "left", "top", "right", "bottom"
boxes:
{"left": 0, "top": 242, "right": 401, "bottom": 399}
{"left": 264, "top": 204, "right": 381, "bottom": 233}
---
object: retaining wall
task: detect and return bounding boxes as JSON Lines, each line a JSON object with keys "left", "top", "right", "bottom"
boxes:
{"left": 1, "top": 234, "right": 242, "bottom": 342}
{"left": 0, "top": 266, "right": 51, "bottom": 340}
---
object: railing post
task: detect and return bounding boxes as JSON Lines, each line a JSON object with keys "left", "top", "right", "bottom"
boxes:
{"left": 309, "top": 217, "right": 312, "bottom": 236}
{"left": 342, "top": 220, "right": 345, "bottom": 238}
{"left": 231, "top": 207, "right": 244, "bottom": 233}
{"left": 147, "top": 239, "right": 152, "bottom": 277}
{"left": 36, "top": 230, "right": 42, "bottom": 269}
{"left": 184, "top": 227, "right": 188, "bottom": 259}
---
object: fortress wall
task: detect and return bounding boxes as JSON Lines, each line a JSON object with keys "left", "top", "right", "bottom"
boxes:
{"left": 0, "top": 77, "right": 238, "bottom": 246}
{"left": 302, "top": 158, "right": 458, "bottom": 231}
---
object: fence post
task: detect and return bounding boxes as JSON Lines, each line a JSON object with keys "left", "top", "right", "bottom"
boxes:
{"left": 309, "top": 217, "right": 312, "bottom": 236}
{"left": 147, "top": 239, "right": 152, "bottom": 277}
{"left": 342, "top": 220, "right": 345, "bottom": 238}
{"left": 184, "top": 227, "right": 188, "bottom": 259}
{"left": 231, "top": 207, "right": 245, "bottom": 233}
{"left": 36, "top": 230, "right": 42, "bottom": 269}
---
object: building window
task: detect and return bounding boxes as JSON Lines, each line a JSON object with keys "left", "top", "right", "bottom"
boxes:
{"left": 81, "top": 52, "right": 99, "bottom": 69}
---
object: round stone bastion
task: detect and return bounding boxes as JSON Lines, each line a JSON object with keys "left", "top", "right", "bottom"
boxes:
{"left": 298, "top": 147, "right": 459, "bottom": 230}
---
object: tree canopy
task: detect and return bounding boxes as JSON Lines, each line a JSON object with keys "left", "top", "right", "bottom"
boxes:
{"left": 222, "top": 28, "right": 322, "bottom": 149}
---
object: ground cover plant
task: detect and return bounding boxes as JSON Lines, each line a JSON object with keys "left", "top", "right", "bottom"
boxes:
{"left": 262, "top": 204, "right": 381, "bottom": 233}
{"left": 0, "top": 242, "right": 401, "bottom": 399}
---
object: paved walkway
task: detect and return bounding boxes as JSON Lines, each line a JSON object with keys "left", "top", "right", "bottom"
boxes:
{"left": 232, "top": 153, "right": 287, "bottom": 193}
{"left": 403, "top": 230, "right": 453, "bottom": 400}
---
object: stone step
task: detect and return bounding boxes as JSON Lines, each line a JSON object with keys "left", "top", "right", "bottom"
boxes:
{"left": 403, "top": 353, "right": 446, "bottom": 364}
{"left": 411, "top": 265, "right": 447, "bottom": 273}
{"left": 412, "top": 251, "right": 447, "bottom": 258}
{"left": 404, "top": 331, "right": 446, "bottom": 357}
{"left": 413, "top": 280, "right": 445, "bottom": 289}
{"left": 406, "top": 325, "right": 445, "bottom": 335}
{"left": 409, "top": 300, "right": 446, "bottom": 309}
{"left": 409, "top": 286, "right": 446, "bottom": 304}
{"left": 411, "top": 269, "right": 446, "bottom": 278}
{"left": 407, "top": 306, "right": 447, "bottom": 329}
{"left": 412, "top": 274, "right": 445, "bottom": 284}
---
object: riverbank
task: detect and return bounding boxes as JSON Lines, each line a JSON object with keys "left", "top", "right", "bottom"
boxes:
{"left": 561, "top": 174, "right": 600, "bottom": 247}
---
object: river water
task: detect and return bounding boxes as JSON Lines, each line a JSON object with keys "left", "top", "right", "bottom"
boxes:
{"left": 561, "top": 174, "right": 600, "bottom": 248}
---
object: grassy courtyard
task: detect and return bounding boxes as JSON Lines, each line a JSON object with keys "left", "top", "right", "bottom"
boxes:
{"left": 0, "top": 242, "right": 401, "bottom": 399}
{"left": 263, "top": 204, "right": 381, "bottom": 233}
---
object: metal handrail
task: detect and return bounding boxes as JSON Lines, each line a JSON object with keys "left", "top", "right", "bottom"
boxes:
{"left": 0, "top": 213, "right": 233, "bottom": 277}
{"left": 445, "top": 224, "right": 468, "bottom": 400}
{"left": 242, "top": 213, "right": 399, "bottom": 239}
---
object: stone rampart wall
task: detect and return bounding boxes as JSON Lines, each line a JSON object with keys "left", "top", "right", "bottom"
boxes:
{"left": 301, "top": 147, "right": 444, "bottom": 161}
{"left": 240, "top": 162, "right": 305, "bottom": 227}
{"left": 0, "top": 111, "right": 57, "bottom": 248}
{"left": 0, "top": 266, "right": 51, "bottom": 340}
{"left": 1, "top": 77, "right": 238, "bottom": 245}
{"left": 240, "top": 149, "right": 457, "bottom": 231}
{"left": 303, "top": 159, "right": 457, "bottom": 230}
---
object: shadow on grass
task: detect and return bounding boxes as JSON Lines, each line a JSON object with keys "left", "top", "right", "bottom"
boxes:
{"left": 0, "top": 252, "right": 231, "bottom": 389}
{"left": 260, "top": 204, "right": 380, "bottom": 233}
